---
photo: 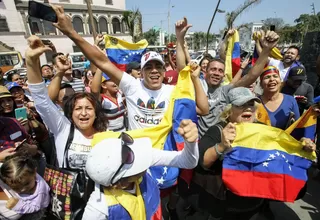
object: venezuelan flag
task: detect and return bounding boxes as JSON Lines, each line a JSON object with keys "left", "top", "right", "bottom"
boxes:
{"left": 251, "top": 45, "right": 259, "bottom": 66}
{"left": 224, "top": 30, "right": 240, "bottom": 84}
{"left": 285, "top": 107, "right": 317, "bottom": 141}
{"left": 92, "top": 65, "right": 197, "bottom": 189}
{"left": 222, "top": 123, "right": 316, "bottom": 202}
{"left": 256, "top": 103, "right": 271, "bottom": 126}
{"left": 105, "top": 35, "right": 148, "bottom": 71}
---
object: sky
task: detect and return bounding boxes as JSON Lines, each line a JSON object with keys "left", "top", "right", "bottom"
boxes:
{"left": 126, "top": 0, "right": 320, "bottom": 34}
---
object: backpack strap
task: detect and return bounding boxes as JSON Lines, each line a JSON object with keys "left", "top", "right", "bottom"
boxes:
{"left": 62, "top": 124, "right": 75, "bottom": 168}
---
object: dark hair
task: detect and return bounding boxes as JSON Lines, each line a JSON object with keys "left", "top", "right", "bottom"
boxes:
{"left": 206, "top": 57, "right": 225, "bottom": 72}
{"left": 287, "top": 45, "right": 300, "bottom": 55}
{"left": 0, "top": 96, "right": 16, "bottom": 117}
{"left": 41, "top": 64, "right": 51, "bottom": 72}
{"left": 63, "top": 92, "right": 108, "bottom": 132}
{"left": 7, "top": 72, "right": 20, "bottom": 82}
{"left": 0, "top": 155, "right": 37, "bottom": 192}
{"left": 72, "top": 69, "right": 82, "bottom": 79}
{"left": 52, "top": 52, "right": 64, "bottom": 65}
{"left": 199, "top": 55, "right": 213, "bottom": 66}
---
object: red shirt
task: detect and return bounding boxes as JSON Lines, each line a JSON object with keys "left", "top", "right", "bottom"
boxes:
{"left": 163, "top": 70, "right": 178, "bottom": 85}
{"left": 0, "top": 117, "right": 29, "bottom": 151}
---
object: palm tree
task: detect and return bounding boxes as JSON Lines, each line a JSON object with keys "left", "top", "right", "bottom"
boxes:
{"left": 122, "top": 9, "right": 142, "bottom": 43}
{"left": 144, "top": 29, "right": 159, "bottom": 45}
{"left": 225, "top": 0, "right": 262, "bottom": 30}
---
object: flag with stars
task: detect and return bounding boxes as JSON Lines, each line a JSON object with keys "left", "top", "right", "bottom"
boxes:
{"left": 92, "top": 65, "right": 197, "bottom": 189}
{"left": 222, "top": 123, "right": 316, "bottom": 202}
{"left": 105, "top": 35, "right": 148, "bottom": 71}
{"left": 285, "top": 107, "right": 317, "bottom": 141}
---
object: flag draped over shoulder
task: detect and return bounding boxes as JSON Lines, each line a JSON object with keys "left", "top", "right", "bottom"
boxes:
{"left": 224, "top": 30, "right": 240, "bottom": 84}
{"left": 105, "top": 35, "right": 148, "bottom": 71}
{"left": 92, "top": 66, "right": 197, "bottom": 189}
{"left": 222, "top": 123, "right": 316, "bottom": 202}
{"left": 285, "top": 107, "right": 317, "bottom": 141}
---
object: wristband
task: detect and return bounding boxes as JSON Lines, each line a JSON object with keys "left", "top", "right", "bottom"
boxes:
{"left": 214, "top": 144, "right": 224, "bottom": 156}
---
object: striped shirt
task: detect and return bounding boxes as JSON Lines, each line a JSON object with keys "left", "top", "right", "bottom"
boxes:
{"left": 62, "top": 78, "right": 85, "bottom": 93}
{"left": 198, "top": 79, "right": 233, "bottom": 138}
{"left": 101, "top": 92, "right": 126, "bottom": 132}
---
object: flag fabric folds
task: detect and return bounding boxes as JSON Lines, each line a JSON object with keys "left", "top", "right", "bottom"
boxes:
{"left": 285, "top": 107, "right": 317, "bottom": 141}
{"left": 104, "top": 35, "right": 148, "bottom": 72}
{"left": 251, "top": 45, "right": 259, "bottom": 66}
{"left": 256, "top": 104, "right": 271, "bottom": 126}
{"left": 222, "top": 123, "right": 316, "bottom": 202}
{"left": 224, "top": 30, "right": 241, "bottom": 84}
{"left": 91, "top": 66, "right": 197, "bottom": 189}
{"left": 252, "top": 32, "right": 283, "bottom": 62}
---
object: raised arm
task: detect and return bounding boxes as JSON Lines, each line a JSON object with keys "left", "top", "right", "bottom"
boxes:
{"left": 151, "top": 120, "right": 199, "bottom": 169}
{"left": 48, "top": 54, "right": 71, "bottom": 101}
{"left": 230, "top": 58, "right": 250, "bottom": 84}
{"left": 190, "top": 63, "right": 209, "bottom": 115}
{"left": 51, "top": 5, "right": 123, "bottom": 85}
{"left": 90, "top": 68, "right": 103, "bottom": 101}
{"left": 233, "top": 30, "right": 279, "bottom": 88}
{"left": 175, "top": 17, "right": 192, "bottom": 72}
{"left": 218, "top": 29, "right": 235, "bottom": 61}
{"left": 184, "top": 41, "right": 191, "bottom": 64}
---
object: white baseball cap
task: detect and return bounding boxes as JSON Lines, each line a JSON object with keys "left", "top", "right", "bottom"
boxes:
{"left": 86, "top": 137, "right": 153, "bottom": 187}
{"left": 140, "top": 51, "right": 165, "bottom": 69}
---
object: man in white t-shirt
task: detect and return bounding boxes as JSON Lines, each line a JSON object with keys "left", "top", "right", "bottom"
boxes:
{"left": 256, "top": 40, "right": 301, "bottom": 81}
{"left": 51, "top": 9, "right": 209, "bottom": 130}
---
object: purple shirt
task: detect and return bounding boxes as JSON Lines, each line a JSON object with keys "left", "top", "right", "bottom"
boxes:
{"left": 12, "top": 174, "right": 50, "bottom": 214}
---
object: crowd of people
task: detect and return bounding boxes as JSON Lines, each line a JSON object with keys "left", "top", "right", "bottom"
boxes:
{"left": 0, "top": 3, "right": 319, "bottom": 220}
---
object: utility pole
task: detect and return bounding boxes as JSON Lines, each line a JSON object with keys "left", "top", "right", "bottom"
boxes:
{"left": 206, "top": 0, "right": 223, "bottom": 54}
{"left": 167, "top": 0, "right": 171, "bottom": 44}
{"left": 85, "top": 0, "right": 97, "bottom": 40}
{"left": 311, "top": 3, "right": 316, "bottom": 16}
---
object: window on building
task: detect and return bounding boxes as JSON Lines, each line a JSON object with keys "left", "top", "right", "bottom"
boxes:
{"left": 73, "top": 17, "right": 84, "bottom": 34}
{"left": 99, "top": 17, "right": 108, "bottom": 34}
{"left": 28, "top": 17, "right": 44, "bottom": 35}
{"left": 105, "top": 0, "right": 113, "bottom": 5}
{"left": 0, "top": 15, "right": 9, "bottom": 32}
{"left": 43, "top": 20, "right": 56, "bottom": 35}
{"left": 89, "top": 18, "right": 98, "bottom": 34}
{"left": 112, "top": 18, "right": 120, "bottom": 34}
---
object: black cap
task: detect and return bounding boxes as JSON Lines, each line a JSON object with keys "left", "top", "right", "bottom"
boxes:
{"left": 126, "top": 62, "right": 141, "bottom": 73}
{"left": 287, "top": 66, "right": 306, "bottom": 81}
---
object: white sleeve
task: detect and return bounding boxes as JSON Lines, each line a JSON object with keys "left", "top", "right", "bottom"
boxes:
{"left": 119, "top": 72, "right": 139, "bottom": 96}
{"left": 83, "top": 184, "right": 108, "bottom": 220}
{"left": 268, "top": 58, "right": 281, "bottom": 67}
{"left": 150, "top": 141, "right": 199, "bottom": 169}
{"left": 28, "top": 81, "right": 70, "bottom": 136}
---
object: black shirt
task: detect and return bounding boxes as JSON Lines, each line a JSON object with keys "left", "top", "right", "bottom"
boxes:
{"left": 281, "top": 82, "right": 314, "bottom": 114}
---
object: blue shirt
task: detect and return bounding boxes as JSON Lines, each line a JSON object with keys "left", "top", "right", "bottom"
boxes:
{"left": 262, "top": 94, "right": 300, "bottom": 130}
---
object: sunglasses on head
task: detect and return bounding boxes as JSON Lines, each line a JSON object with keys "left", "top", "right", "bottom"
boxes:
{"left": 110, "top": 133, "right": 135, "bottom": 185}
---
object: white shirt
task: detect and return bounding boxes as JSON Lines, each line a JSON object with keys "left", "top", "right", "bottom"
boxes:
{"left": 101, "top": 92, "right": 126, "bottom": 132}
{"left": 119, "top": 73, "right": 174, "bottom": 130}
{"left": 82, "top": 141, "right": 199, "bottom": 220}
{"left": 268, "top": 58, "right": 289, "bottom": 81}
{"left": 28, "top": 82, "right": 93, "bottom": 168}
{"left": 0, "top": 179, "right": 21, "bottom": 220}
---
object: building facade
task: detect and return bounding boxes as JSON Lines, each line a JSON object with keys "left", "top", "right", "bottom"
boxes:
{"left": 239, "top": 22, "right": 263, "bottom": 51}
{"left": 0, "top": 0, "right": 131, "bottom": 64}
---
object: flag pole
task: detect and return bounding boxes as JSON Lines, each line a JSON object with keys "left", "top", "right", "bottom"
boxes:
{"left": 206, "top": 0, "right": 222, "bottom": 54}
{"left": 86, "top": 0, "right": 97, "bottom": 41}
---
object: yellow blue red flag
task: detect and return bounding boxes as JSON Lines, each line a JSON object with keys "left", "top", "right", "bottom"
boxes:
{"left": 105, "top": 35, "right": 148, "bottom": 71}
{"left": 224, "top": 30, "right": 240, "bottom": 84}
{"left": 92, "top": 66, "right": 197, "bottom": 189}
{"left": 223, "top": 123, "right": 316, "bottom": 202}
{"left": 285, "top": 107, "right": 317, "bottom": 141}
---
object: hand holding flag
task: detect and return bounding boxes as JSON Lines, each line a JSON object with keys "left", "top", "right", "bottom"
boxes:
{"left": 301, "top": 138, "right": 316, "bottom": 152}
{"left": 221, "top": 123, "right": 237, "bottom": 150}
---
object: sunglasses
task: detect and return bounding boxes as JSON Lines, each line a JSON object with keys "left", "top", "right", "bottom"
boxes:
{"left": 110, "top": 133, "right": 135, "bottom": 185}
